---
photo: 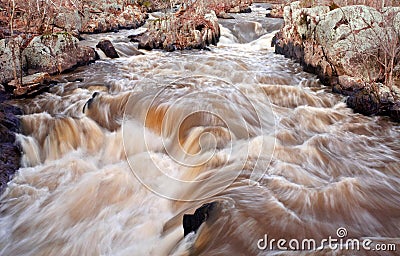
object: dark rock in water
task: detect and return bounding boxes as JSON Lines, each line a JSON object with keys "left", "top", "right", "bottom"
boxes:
{"left": 128, "top": 31, "right": 147, "bottom": 42}
{"left": 183, "top": 202, "right": 217, "bottom": 237}
{"left": 96, "top": 40, "right": 120, "bottom": 58}
{"left": 0, "top": 90, "right": 22, "bottom": 195}
{"left": 0, "top": 143, "right": 21, "bottom": 194}
{"left": 240, "top": 7, "right": 252, "bottom": 13}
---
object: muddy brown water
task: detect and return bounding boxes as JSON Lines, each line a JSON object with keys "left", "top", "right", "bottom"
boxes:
{"left": 1, "top": 5, "right": 399, "bottom": 256}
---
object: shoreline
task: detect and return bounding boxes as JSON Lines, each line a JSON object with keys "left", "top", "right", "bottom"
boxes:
{"left": 272, "top": 1, "right": 400, "bottom": 122}
{"left": 1, "top": 1, "right": 400, "bottom": 196}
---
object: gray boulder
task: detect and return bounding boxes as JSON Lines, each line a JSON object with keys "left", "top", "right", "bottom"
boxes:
{"left": 23, "top": 33, "right": 96, "bottom": 75}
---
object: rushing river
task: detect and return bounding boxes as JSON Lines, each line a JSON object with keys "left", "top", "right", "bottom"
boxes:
{"left": 1, "top": 4, "right": 400, "bottom": 256}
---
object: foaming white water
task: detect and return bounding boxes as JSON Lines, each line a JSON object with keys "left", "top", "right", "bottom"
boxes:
{"left": 1, "top": 117, "right": 187, "bottom": 255}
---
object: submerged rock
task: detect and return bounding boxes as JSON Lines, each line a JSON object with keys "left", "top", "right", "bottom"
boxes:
{"left": 96, "top": 40, "right": 119, "bottom": 58}
{"left": 266, "top": 4, "right": 285, "bottom": 18}
{"left": 183, "top": 202, "right": 217, "bottom": 237}
{"left": 0, "top": 90, "right": 21, "bottom": 195}
{"left": 23, "top": 33, "right": 96, "bottom": 75}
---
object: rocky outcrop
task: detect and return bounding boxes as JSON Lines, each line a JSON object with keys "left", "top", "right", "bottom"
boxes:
{"left": 0, "top": 37, "right": 25, "bottom": 85}
{"left": 23, "top": 33, "right": 96, "bottom": 75}
{"left": 52, "top": 3, "right": 147, "bottom": 34}
{"left": 132, "top": 11, "right": 220, "bottom": 51}
{"left": 0, "top": 90, "right": 21, "bottom": 195}
{"left": 96, "top": 40, "right": 120, "bottom": 58}
{"left": 273, "top": 2, "right": 400, "bottom": 121}
{"left": 9, "top": 73, "right": 51, "bottom": 96}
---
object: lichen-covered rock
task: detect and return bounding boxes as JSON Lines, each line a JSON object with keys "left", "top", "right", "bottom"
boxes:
{"left": 22, "top": 33, "right": 96, "bottom": 75}
{"left": 0, "top": 37, "right": 26, "bottom": 85}
{"left": 96, "top": 40, "right": 119, "bottom": 58}
{"left": 54, "top": 8, "right": 83, "bottom": 33}
{"left": 273, "top": 1, "right": 400, "bottom": 121}
{"left": 81, "top": 4, "right": 147, "bottom": 33}
{"left": 0, "top": 90, "right": 22, "bottom": 195}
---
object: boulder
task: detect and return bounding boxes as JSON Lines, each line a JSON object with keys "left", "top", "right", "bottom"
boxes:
{"left": 8, "top": 72, "right": 51, "bottom": 96}
{"left": 183, "top": 202, "right": 217, "bottom": 237}
{"left": 347, "top": 87, "right": 382, "bottom": 116}
{"left": 316, "top": 5, "right": 384, "bottom": 81}
{"left": 96, "top": 40, "right": 119, "bottom": 58}
{"left": 8, "top": 72, "right": 50, "bottom": 87}
{"left": 136, "top": 31, "right": 163, "bottom": 50}
{"left": 218, "top": 12, "right": 235, "bottom": 19}
{"left": 81, "top": 4, "right": 147, "bottom": 33}
{"left": 22, "top": 33, "right": 96, "bottom": 75}
{"left": 135, "top": 11, "right": 220, "bottom": 51}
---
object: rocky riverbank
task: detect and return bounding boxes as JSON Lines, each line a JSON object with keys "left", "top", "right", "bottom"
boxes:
{"left": 273, "top": 1, "right": 400, "bottom": 121}
{"left": 0, "top": 90, "right": 21, "bottom": 196}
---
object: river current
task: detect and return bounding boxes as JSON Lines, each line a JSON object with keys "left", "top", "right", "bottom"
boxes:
{"left": 1, "top": 4, "right": 399, "bottom": 256}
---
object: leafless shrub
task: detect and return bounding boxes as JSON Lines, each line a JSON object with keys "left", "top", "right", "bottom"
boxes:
{"left": 361, "top": 8, "right": 400, "bottom": 93}
{"left": 338, "top": 4, "right": 400, "bottom": 98}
